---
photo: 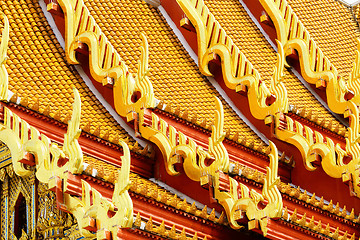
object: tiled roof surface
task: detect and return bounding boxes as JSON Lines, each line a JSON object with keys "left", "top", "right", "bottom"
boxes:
{"left": 287, "top": 0, "right": 359, "bottom": 78}
{"left": 83, "top": 155, "right": 218, "bottom": 221}
{"left": 2, "top": 0, "right": 135, "bottom": 145}
{"left": 83, "top": 0, "right": 265, "bottom": 148}
{"left": 204, "top": 0, "right": 347, "bottom": 132}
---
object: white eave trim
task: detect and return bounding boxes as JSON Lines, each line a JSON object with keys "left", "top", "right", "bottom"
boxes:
{"left": 158, "top": 6, "right": 270, "bottom": 144}
{"left": 143, "top": 0, "right": 161, "bottom": 8}
{"left": 39, "top": 0, "right": 147, "bottom": 147}
{"left": 238, "top": 0, "right": 349, "bottom": 127}
{"left": 337, "top": 0, "right": 360, "bottom": 7}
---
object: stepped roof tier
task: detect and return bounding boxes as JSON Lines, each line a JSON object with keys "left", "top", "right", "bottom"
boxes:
{"left": 0, "top": 0, "right": 359, "bottom": 239}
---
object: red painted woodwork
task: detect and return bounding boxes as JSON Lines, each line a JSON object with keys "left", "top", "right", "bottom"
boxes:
{"left": 60, "top": 173, "right": 268, "bottom": 240}
{"left": 160, "top": 0, "right": 360, "bottom": 213}
{"left": 42, "top": 1, "right": 360, "bottom": 239}
{"left": 0, "top": 103, "right": 154, "bottom": 178}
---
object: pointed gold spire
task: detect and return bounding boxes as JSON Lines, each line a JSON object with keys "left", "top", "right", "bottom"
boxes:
{"left": 179, "top": 228, "right": 187, "bottom": 240}
{"left": 217, "top": 211, "right": 226, "bottom": 224}
{"left": 333, "top": 202, "right": 340, "bottom": 214}
{"left": 346, "top": 208, "right": 355, "bottom": 221}
{"left": 308, "top": 192, "right": 316, "bottom": 205}
{"left": 340, "top": 206, "right": 347, "bottom": 218}
{"left": 315, "top": 196, "right": 324, "bottom": 208}
{"left": 282, "top": 207, "right": 289, "bottom": 220}
{"left": 208, "top": 208, "right": 216, "bottom": 221}
{"left": 314, "top": 220, "right": 322, "bottom": 232}
{"left": 306, "top": 216, "right": 315, "bottom": 229}
{"left": 199, "top": 205, "right": 208, "bottom": 218}
{"left": 168, "top": 225, "right": 177, "bottom": 238}
{"left": 339, "top": 231, "right": 348, "bottom": 240}
{"left": 145, "top": 216, "right": 153, "bottom": 231}
{"left": 290, "top": 209, "right": 298, "bottom": 222}
{"left": 321, "top": 223, "right": 330, "bottom": 235}
{"left": 134, "top": 212, "right": 141, "bottom": 227}
{"left": 330, "top": 227, "right": 339, "bottom": 239}
{"left": 297, "top": 212, "right": 306, "bottom": 226}
{"left": 157, "top": 221, "right": 166, "bottom": 235}
{"left": 189, "top": 202, "right": 197, "bottom": 214}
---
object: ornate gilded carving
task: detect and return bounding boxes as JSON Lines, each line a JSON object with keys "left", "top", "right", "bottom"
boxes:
{"left": 274, "top": 102, "right": 360, "bottom": 196}
{"left": 139, "top": 97, "right": 229, "bottom": 178}
{"left": 214, "top": 141, "right": 282, "bottom": 235}
{"left": 54, "top": 0, "right": 155, "bottom": 117}
{"left": 0, "top": 12, "right": 9, "bottom": 101}
{"left": 139, "top": 99, "right": 282, "bottom": 235}
{"left": 63, "top": 141, "right": 133, "bottom": 239}
{"left": 259, "top": 0, "right": 360, "bottom": 114}
{"left": 0, "top": 100, "right": 133, "bottom": 238}
{"left": 0, "top": 141, "right": 11, "bottom": 169}
{"left": 0, "top": 170, "right": 36, "bottom": 239}
{"left": 176, "top": 0, "right": 288, "bottom": 119}
{"left": 63, "top": 88, "right": 83, "bottom": 174}
{"left": 37, "top": 183, "right": 70, "bottom": 239}
{"left": 0, "top": 89, "right": 83, "bottom": 182}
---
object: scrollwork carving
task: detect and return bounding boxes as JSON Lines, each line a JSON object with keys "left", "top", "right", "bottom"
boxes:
{"left": 55, "top": 0, "right": 155, "bottom": 117}
{"left": 274, "top": 102, "right": 360, "bottom": 196}
{"left": 63, "top": 141, "right": 133, "bottom": 239}
{"left": 0, "top": 89, "right": 83, "bottom": 182}
{"left": 138, "top": 98, "right": 282, "bottom": 235}
{"left": 139, "top": 97, "right": 229, "bottom": 179}
{"left": 176, "top": 0, "right": 288, "bottom": 119}
{"left": 259, "top": 0, "right": 359, "bottom": 114}
{"left": 214, "top": 141, "right": 282, "bottom": 235}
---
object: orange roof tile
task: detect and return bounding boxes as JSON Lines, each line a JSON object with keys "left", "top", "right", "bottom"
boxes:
{"left": 203, "top": 0, "right": 346, "bottom": 133}
{"left": 2, "top": 0, "right": 135, "bottom": 146}
{"left": 287, "top": 0, "right": 360, "bottom": 78}
{"left": 84, "top": 0, "right": 266, "bottom": 148}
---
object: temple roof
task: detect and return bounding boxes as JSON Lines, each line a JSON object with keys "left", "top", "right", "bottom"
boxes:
{"left": 205, "top": 0, "right": 347, "bottom": 133}
{"left": 288, "top": 0, "right": 359, "bottom": 78}
{"left": 3, "top": 0, "right": 136, "bottom": 146}
{"left": 83, "top": 0, "right": 266, "bottom": 148}
{"left": 1, "top": 0, "right": 360, "bottom": 238}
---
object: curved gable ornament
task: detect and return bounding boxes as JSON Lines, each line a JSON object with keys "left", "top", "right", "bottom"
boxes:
{"left": 0, "top": 89, "right": 134, "bottom": 238}
{"left": 259, "top": 0, "right": 360, "bottom": 114}
{"left": 46, "top": 1, "right": 283, "bottom": 235}
{"left": 56, "top": 0, "right": 156, "bottom": 117}
{"left": 64, "top": 141, "right": 133, "bottom": 239}
{"left": 139, "top": 98, "right": 283, "bottom": 235}
{"left": 0, "top": 89, "right": 83, "bottom": 182}
{"left": 274, "top": 102, "right": 360, "bottom": 196}
{"left": 176, "top": 0, "right": 288, "bottom": 120}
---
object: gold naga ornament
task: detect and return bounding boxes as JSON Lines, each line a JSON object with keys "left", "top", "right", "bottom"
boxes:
{"left": 259, "top": 0, "right": 360, "bottom": 114}
{"left": 138, "top": 97, "right": 283, "bottom": 235}
{"left": 0, "top": 88, "right": 133, "bottom": 238}
{"left": 274, "top": 102, "right": 360, "bottom": 197}
{"left": 49, "top": 0, "right": 283, "bottom": 235}
{"left": 176, "top": 0, "right": 360, "bottom": 199}
{"left": 258, "top": 0, "right": 360, "bottom": 196}
{"left": 139, "top": 97, "right": 229, "bottom": 178}
{"left": 176, "top": 0, "right": 288, "bottom": 120}
{"left": 54, "top": 0, "right": 156, "bottom": 117}
{"left": 0, "top": 89, "right": 83, "bottom": 181}
{"left": 63, "top": 141, "right": 133, "bottom": 239}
